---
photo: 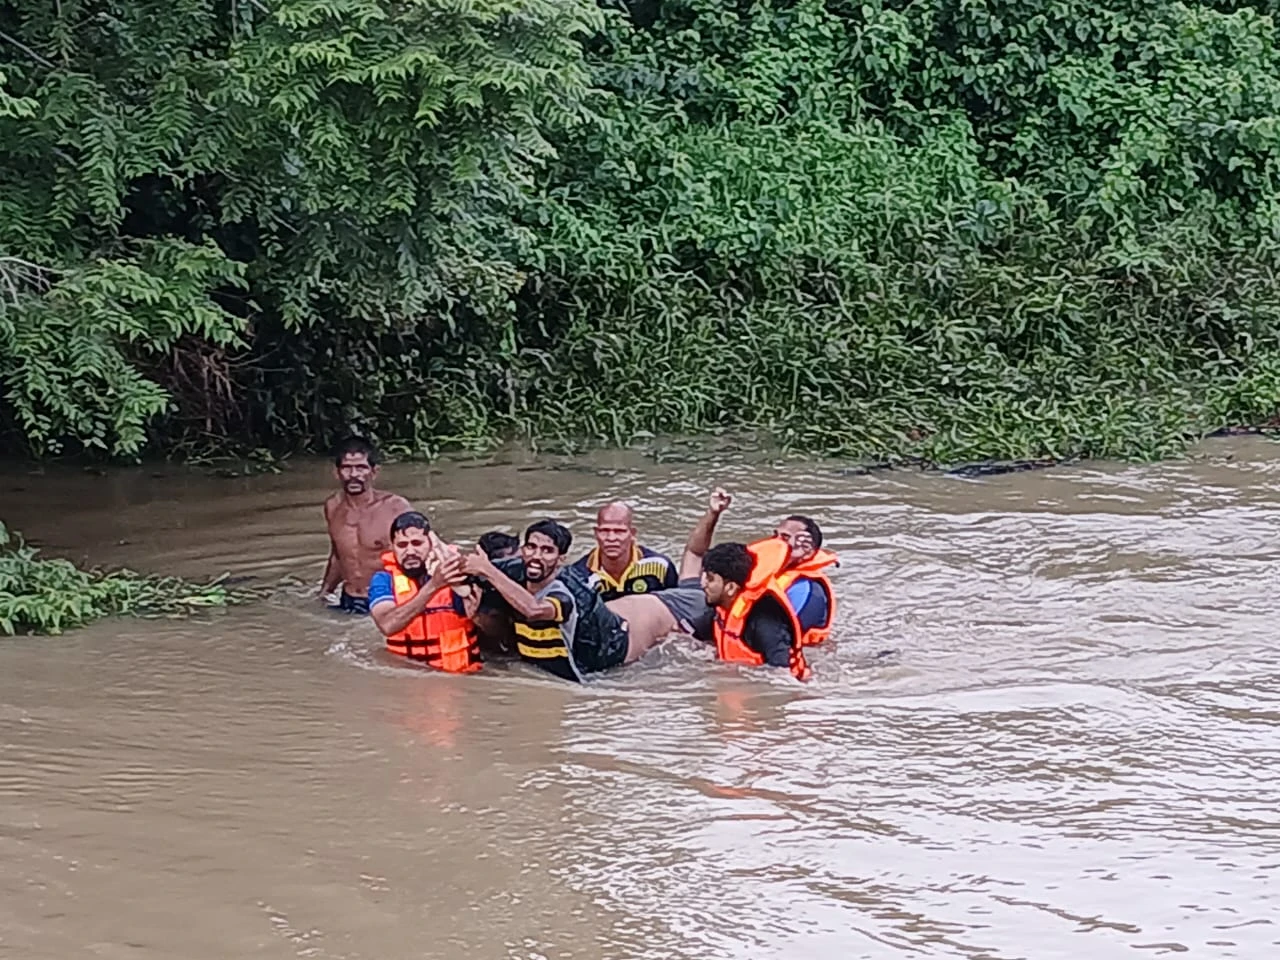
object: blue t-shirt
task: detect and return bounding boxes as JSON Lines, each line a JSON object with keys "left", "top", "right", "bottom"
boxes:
{"left": 785, "top": 577, "right": 829, "bottom": 634}
{"left": 369, "top": 570, "right": 467, "bottom": 615}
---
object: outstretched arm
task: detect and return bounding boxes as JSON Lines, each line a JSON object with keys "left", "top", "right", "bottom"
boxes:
{"left": 462, "top": 548, "right": 558, "bottom": 622}
{"left": 678, "top": 487, "right": 733, "bottom": 580}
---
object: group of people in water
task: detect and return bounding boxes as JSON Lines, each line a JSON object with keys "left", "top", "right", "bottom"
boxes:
{"left": 319, "top": 437, "right": 840, "bottom": 682}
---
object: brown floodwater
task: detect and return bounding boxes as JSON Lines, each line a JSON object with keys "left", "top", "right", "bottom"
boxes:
{"left": 1, "top": 438, "right": 1278, "bottom": 959}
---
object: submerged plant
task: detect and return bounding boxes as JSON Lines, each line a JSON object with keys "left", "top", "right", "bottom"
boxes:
{"left": 0, "top": 521, "right": 252, "bottom": 636}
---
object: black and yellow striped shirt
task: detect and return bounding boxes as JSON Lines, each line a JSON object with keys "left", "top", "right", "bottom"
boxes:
{"left": 512, "top": 579, "right": 583, "bottom": 682}
{"left": 569, "top": 544, "right": 679, "bottom": 602}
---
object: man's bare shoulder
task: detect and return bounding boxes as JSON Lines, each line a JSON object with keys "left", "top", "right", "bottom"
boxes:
{"left": 323, "top": 492, "right": 342, "bottom": 516}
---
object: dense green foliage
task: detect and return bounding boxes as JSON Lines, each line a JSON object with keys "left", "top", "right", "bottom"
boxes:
{"left": 3, "top": 0, "right": 1280, "bottom": 462}
{"left": 0, "top": 522, "right": 247, "bottom": 635}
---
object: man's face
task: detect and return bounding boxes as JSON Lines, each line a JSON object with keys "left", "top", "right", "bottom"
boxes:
{"left": 392, "top": 525, "right": 430, "bottom": 576}
{"left": 521, "top": 532, "right": 563, "bottom": 585}
{"left": 700, "top": 571, "right": 736, "bottom": 609}
{"left": 775, "top": 519, "right": 816, "bottom": 566}
{"left": 336, "top": 452, "right": 376, "bottom": 496}
{"left": 594, "top": 508, "right": 635, "bottom": 563}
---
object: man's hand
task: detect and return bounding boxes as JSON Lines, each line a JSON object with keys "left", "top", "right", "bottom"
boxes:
{"left": 461, "top": 546, "right": 496, "bottom": 580}
{"left": 709, "top": 487, "right": 732, "bottom": 515}
{"left": 372, "top": 554, "right": 466, "bottom": 639}
{"left": 462, "top": 547, "right": 557, "bottom": 622}
{"left": 435, "top": 553, "right": 466, "bottom": 586}
{"left": 421, "top": 553, "right": 466, "bottom": 598}
{"left": 427, "top": 541, "right": 472, "bottom": 596}
{"left": 679, "top": 487, "right": 732, "bottom": 581}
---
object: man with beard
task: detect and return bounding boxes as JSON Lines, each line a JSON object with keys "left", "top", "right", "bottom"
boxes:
{"left": 369, "top": 512, "right": 481, "bottom": 672}
{"left": 568, "top": 501, "right": 679, "bottom": 601}
{"left": 464, "top": 492, "right": 819, "bottom": 683}
{"left": 462, "top": 490, "right": 742, "bottom": 681}
{"left": 694, "top": 540, "right": 811, "bottom": 680}
{"left": 320, "top": 436, "right": 412, "bottom": 614}
{"left": 461, "top": 519, "right": 659, "bottom": 682}
{"left": 604, "top": 487, "right": 812, "bottom": 680}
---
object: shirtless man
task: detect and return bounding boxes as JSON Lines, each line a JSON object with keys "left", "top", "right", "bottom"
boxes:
{"left": 320, "top": 437, "right": 412, "bottom": 614}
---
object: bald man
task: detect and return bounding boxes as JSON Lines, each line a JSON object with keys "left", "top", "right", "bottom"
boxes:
{"left": 568, "top": 500, "right": 679, "bottom": 602}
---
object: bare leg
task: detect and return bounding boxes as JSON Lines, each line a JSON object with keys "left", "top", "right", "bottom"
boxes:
{"left": 625, "top": 627, "right": 663, "bottom": 663}
{"left": 608, "top": 594, "right": 679, "bottom": 662}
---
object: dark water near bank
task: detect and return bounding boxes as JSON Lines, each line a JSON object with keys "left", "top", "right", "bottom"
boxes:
{"left": 1, "top": 439, "right": 1278, "bottom": 959}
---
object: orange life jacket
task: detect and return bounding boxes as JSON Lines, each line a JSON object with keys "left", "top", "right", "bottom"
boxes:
{"left": 379, "top": 551, "right": 481, "bottom": 673}
{"left": 712, "top": 539, "right": 812, "bottom": 682}
{"left": 773, "top": 548, "right": 839, "bottom": 646}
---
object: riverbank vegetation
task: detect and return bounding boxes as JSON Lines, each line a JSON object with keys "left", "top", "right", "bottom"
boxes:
{"left": 3, "top": 0, "right": 1280, "bottom": 465}
{"left": 0, "top": 522, "right": 247, "bottom": 635}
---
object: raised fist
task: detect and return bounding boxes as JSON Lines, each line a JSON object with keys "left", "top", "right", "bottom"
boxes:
{"left": 709, "top": 487, "right": 732, "bottom": 515}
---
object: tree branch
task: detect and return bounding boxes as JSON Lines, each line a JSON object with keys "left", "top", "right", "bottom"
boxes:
{"left": 0, "top": 257, "right": 60, "bottom": 302}
{"left": 0, "top": 30, "right": 57, "bottom": 70}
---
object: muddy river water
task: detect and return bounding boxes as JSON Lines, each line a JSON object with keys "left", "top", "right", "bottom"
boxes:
{"left": 1, "top": 439, "right": 1278, "bottom": 959}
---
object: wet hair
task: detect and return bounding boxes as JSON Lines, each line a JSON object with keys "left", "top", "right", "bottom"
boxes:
{"left": 389, "top": 511, "right": 431, "bottom": 538}
{"left": 524, "top": 518, "right": 572, "bottom": 556}
{"left": 702, "top": 542, "right": 754, "bottom": 588}
{"left": 333, "top": 435, "right": 380, "bottom": 467}
{"left": 478, "top": 531, "right": 520, "bottom": 560}
{"left": 784, "top": 514, "right": 823, "bottom": 549}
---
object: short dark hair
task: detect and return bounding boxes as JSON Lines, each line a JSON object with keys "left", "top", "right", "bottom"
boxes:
{"left": 784, "top": 514, "right": 823, "bottom": 549}
{"left": 333, "top": 435, "right": 379, "bottom": 467}
{"left": 702, "top": 542, "right": 754, "bottom": 587}
{"left": 524, "top": 519, "right": 572, "bottom": 556}
{"left": 389, "top": 511, "right": 430, "bottom": 538}
{"left": 478, "top": 531, "right": 520, "bottom": 559}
